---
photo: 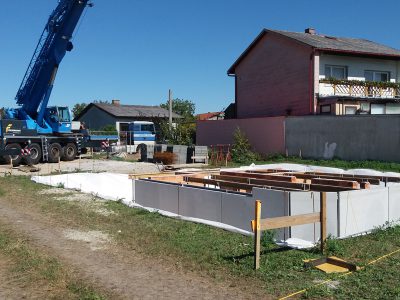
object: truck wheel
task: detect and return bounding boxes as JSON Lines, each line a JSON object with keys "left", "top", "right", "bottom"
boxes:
{"left": 4, "top": 143, "right": 22, "bottom": 166}
{"left": 62, "top": 143, "right": 77, "bottom": 161}
{"left": 48, "top": 143, "right": 62, "bottom": 163}
{"left": 24, "top": 143, "right": 42, "bottom": 165}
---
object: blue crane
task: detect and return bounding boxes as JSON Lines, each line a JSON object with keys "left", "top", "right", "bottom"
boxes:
{"left": 6, "top": 0, "right": 93, "bottom": 134}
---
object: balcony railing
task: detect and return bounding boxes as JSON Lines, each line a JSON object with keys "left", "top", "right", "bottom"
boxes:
{"left": 319, "top": 79, "right": 400, "bottom": 99}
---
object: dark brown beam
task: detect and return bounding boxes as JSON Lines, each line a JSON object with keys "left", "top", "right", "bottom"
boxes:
{"left": 290, "top": 173, "right": 380, "bottom": 185}
{"left": 311, "top": 178, "right": 360, "bottom": 189}
{"left": 220, "top": 171, "right": 298, "bottom": 182}
{"left": 213, "top": 174, "right": 308, "bottom": 190}
{"left": 305, "top": 171, "right": 400, "bottom": 183}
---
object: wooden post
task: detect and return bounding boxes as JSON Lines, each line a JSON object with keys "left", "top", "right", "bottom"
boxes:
{"left": 169, "top": 89, "right": 173, "bottom": 130}
{"left": 254, "top": 200, "right": 262, "bottom": 270}
{"left": 58, "top": 156, "right": 61, "bottom": 174}
{"left": 320, "top": 192, "right": 327, "bottom": 253}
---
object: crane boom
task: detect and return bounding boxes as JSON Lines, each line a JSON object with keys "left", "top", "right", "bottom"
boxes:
{"left": 15, "top": 0, "right": 91, "bottom": 126}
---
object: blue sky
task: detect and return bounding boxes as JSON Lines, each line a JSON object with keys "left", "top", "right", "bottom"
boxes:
{"left": 1, "top": 0, "right": 399, "bottom": 114}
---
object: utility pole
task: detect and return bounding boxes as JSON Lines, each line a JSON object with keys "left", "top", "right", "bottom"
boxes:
{"left": 169, "top": 89, "right": 173, "bottom": 129}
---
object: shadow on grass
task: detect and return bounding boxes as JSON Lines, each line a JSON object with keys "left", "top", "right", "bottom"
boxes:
{"left": 223, "top": 246, "right": 292, "bottom": 261}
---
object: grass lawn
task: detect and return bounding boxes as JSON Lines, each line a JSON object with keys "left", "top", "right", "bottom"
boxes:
{"left": 0, "top": 224, "right": 106, "bottom": 299}
{"left": 1, "top": 175, "right": 400, "bottom": 298}
{"left": 225, "top": 155, "right": 400, "bottom": 173}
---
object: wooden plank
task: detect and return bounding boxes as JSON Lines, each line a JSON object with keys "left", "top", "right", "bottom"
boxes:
{"left": 185, "top": 177, "right": 360, "bottom": 192}
{"left": 253, "top": 213, "right": 320, "bottom": 231}
{"left": 360, "top": 182, "right": 371, "bottom": 189}
{"left": 184, "top": 176, "right": 305, "bottom": 192}
{"left": 220, "top": 171, "right": 298, "bottom": 182}
{"left": 311, "top": 178, "right": 360, "bottom": 189}
{"left": 248, "top": 169, "right": 296, "bottom": 174}
{"left": 254, "top": 200, "right": 261, "bottom": 270}
{"left": 291, "top": 173, "right": 381, "bottom": 185}
{"left": 309, "top": 184, "right": 359, "bottom": 192}
{"left": 320, "top": 192, "right": 327, "bottom": 253}
{"left": 305, "top": 171, "right": 400, "bottom": 183}
{"left": 212, "top": 175, "right": 308, "bottom": 190}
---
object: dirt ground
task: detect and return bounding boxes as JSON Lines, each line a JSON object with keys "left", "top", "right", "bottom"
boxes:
{"left": 0, "top": 186, "right": 259, "bottom": 299}
{"left": 0, "top": 157, "right": 163, "bottom": 176}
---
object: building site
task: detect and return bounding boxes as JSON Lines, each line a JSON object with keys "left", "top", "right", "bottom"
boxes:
{"left": 0, "top": 0, "right": 399, "bottom": 299}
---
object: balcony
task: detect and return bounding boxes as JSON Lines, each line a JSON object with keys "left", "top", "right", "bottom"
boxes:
{"left": 319, "top": 79, "right": 400, "bottom": 99}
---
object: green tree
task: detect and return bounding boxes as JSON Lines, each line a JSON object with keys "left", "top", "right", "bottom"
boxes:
{"left": 160, "top": 98, "right": 195, "bottom": 120}
{"left": 159, "top": 121, "right": 196, "bottom": 146}
{"left": 231, "top": 127, "right": 257, "bottom": 164}
{"left": 93, "top": 100, "right": 111, "bottom": 104}
{"left": 72, "top": 103, "right": 87, "bottom": 118}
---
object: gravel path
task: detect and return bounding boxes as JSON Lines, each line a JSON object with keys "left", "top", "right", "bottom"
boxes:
{"left": 0, "top": 197, "right": 259, "bottom": 299}
{"left": 0, "top": 159, "right": 162, "bottom": 176}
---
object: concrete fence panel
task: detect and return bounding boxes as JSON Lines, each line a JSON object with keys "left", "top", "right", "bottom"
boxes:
{"left": 388, "top": 186, "right": 400, "bottom": 223}
{"left": 338, "top": 188, "right": 388, "bottom": 238}
{"left": 135, "top": 180, "right": 180, "bottom": 214}
{"left": 252, "top": 188, "right": 289, "bottom": 240}
{"left": 221, "top": 192, "right": 253, "bottom": 232}
{"left": 285, "top": 115, "right": 400, "bottom": 162}
{"left": 178, "top": 186, "right": 222, "bottom": 222}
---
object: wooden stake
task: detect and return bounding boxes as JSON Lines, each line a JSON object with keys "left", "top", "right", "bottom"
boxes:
{"left": 58, "top": 156, "right": 61, "bottom": 174}
{"left": 320, "top": 192, "right": 327, "bottom": 253}
{"left": 254, "top": 200, "right": 261, "bottom": 270}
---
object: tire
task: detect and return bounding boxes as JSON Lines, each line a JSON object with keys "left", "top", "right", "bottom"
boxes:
{"left": 62, "top": 143, "right": 77, "bottom": 161}
{"left": 24, "top": 143, "right": 42, "bottom": 165}
{"left": 48, "top": 143, "right": 62, "bottom": 163}
{"left": 3, "top": 143, "right": 22, "bottom": 166}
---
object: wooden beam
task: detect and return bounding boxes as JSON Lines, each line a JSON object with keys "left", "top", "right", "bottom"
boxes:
{"left": 220, "top": 171, "right": 298, "bottom": 182}
{"left": 305, "top": 171, "right": 400, "bottom": 183}
{"left": 320, "top": 192, "right": 327, "bottom": 253}
{"left": 212, "top": 175, "right": 308, "bottom": 190}
{"left": 290, "top": 173, "right": 380, "bottom": 185}
{"left": 311, "top": 178, "right": 360, "bottom": 189}
{"left": 251, "top": 213, "right": 320, "bottom": 231}
{"left": 184, "top": 176, "right": 304, "bottom": 192}
{"left": 254, "top": 200, "right": 261, "bottom": 270}
{"left": 185, "top": 176, "right": 361, "bottom": 192}
{"left": 309, "top": 184, "right": 358, "bottom": 192}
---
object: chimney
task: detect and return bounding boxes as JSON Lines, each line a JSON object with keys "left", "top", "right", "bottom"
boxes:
{"left": 305, "top": 28, "right": 316, "bottom": 35}
{"left": 112, "top": 99, "right": 120, "bottom": 106}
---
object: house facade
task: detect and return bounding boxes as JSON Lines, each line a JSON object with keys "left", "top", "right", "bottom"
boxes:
{"left": 74, "top": 100, "right": 181, "bottom": 130}
{"left": 228, "top": 28, "right": 400, "bottom": 117}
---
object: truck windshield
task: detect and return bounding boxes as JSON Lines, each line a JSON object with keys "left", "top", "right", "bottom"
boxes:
{"left": 58, "top": 107, "right": 71, "bottom": 122}
{"left": 141, "top": 124, "right": 154, "bottom": 132}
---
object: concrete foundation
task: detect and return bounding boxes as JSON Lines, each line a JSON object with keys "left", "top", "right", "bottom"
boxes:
{"left": 133, "top": 179, "right": 400, "bottom": 242}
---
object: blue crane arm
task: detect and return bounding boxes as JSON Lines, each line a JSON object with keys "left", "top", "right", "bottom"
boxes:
{"left": 15, "top": 0, "right": 91, "bottom": 125}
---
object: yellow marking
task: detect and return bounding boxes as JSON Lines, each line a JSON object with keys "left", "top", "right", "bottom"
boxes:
{"left": 5, "top": 124, "right": 12, "bottom": 133}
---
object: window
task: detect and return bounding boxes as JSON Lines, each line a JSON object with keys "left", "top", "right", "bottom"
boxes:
{"left": 325, "top": 65, "right": 347, "bottom": 79}
{"left": 360, "top": 102, "right": 370, "bottom": 112}
{"left": 57, "top": 107, "right": 70, "bottom": 122}
{"left": 345, "top": 106, "right": 357, "bottom": 115}
{"left": 371, "top": 104, "right": 385, "bottom": 114}
{"left": 320, "top": 105, "right": 331, "bottom": 114}
{"left": 386, "top": 103, "right": 400, "bottom": 114}
{"left": 141, "top": 124, "right": 155, "bottom": 132}
{"left": 365, "top": 70, "right": 390, "bottom": 82}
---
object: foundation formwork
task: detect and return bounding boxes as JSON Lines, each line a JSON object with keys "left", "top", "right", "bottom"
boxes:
{"left": 131, "top": 169, "right": 400, "bottom": 242}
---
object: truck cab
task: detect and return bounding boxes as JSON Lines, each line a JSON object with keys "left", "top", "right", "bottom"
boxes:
{"left": 45, "top": 106, "right": 72, "bottom": 133}
{"left": 116, "top": 121, "right": 156, "bottom": 153}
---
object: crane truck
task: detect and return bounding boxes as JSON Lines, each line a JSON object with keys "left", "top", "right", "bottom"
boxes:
{"left": 0, "top": 0, "right": 110, "bottom": 166}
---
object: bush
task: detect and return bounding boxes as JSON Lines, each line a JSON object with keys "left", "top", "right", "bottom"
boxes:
{"left": 231, "top": 128, "right": 258, "bottom": 164}
{"left": 159, "top": 121, "right": 196, "bottom": 146}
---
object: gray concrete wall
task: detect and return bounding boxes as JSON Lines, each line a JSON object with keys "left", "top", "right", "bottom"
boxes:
{"left": 133, "top": 179, "right": 400, "bottom": 241}
{"left": 285, "top": 115, "right": 400, "bottom": 162}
